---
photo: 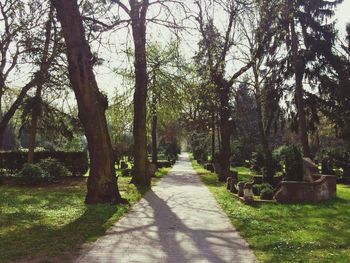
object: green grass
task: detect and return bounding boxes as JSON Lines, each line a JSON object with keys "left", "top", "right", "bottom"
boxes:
{"left": 0, "top": 167, "right": 170, "bottom": 262}
{"left": 231, "top": 166, "right": 257, "bottom": 182}
{"left": 192, "top": 159, "right": 350, "bottom": 263}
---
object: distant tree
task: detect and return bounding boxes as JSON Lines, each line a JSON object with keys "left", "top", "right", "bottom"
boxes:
{"left": 315, "top": 23, "right": 350, "bottom": 145}
{"left": 195, "top": 0, "right": 256, "bottom": 181}
{"left": 232, "top": 82, "right": 259, "bottom": 161}
{"left": 0, "top": 1, "right": 54, "bottom": 148}
{"left": 146, "top": 41, "right": 185, "bottom": 164}
{"left": 284, "top": 0, "right": 342, "bottom": 157}
{"left": 110, "top": 0, "right": 188, "bottom": 186}
{"left": 240, "top": 0, "right": 286, "bottom": 182}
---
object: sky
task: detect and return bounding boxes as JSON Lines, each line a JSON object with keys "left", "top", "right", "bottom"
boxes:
{"left": 3, "top": 1, "right": 350, "bottom": 105}
{"left": 336, "top": 0, "right": 350, "bottom": 36}
{"left": 94, "top": 0, "right": 350, "bottom": 99}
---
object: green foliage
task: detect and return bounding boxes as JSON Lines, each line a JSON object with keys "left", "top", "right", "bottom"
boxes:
{"left": 0, "top": 151, "right": 88, "bottom": 176}
{"left": 230, "top": 140, "right": 248, "bottom": 165}
{"left": 15, "top": 158, "right": 71, "bottom": 185}
{"left": 259, "top": 183, "right": 274, "bottom": 200}
{"left": 231, "top": 166, "right": 256, "bottom": 182}
{"left": 38, "top": 158, "right": 71, "bottom": 178}
{"left": 16, "top": 163, "right": 52, "bottom": 185}
{"left": 233, "top": 83, "right": 260, "bottom": 158}
{"left": 316, "top": 146, "right": 349, "bottom": 163}
{"left": 272, "top": 145, "right": 290, "bottom": 164}
{"left": 316, "top": 146, "right": 350, "bottom": 179}
{"left": 251, "top": 147, "right": 281, "bottom": 178}
{"left": 251, "top": 147, "right": 265, "bottom": 173}
{"left": 284, "top": 145, "right": 303, "bottom": 181}
{"left": 190, "top": 131, "right": 210, "bottom": 161}
{"left": 252, "top": 183, "right": 274, "bottom": 199}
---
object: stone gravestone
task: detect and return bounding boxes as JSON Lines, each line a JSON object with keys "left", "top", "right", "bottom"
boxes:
{"left": 237, "top": 182, "right": 245, "bottom": 197}
{"left": 243, "top": 183, "right": 254, "bottom": 203}
{"left": 303, "top": 157, "right": 319, "bottom": 182}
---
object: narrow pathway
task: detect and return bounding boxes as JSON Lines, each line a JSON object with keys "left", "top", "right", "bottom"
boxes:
{"left": 77, "top": 153, "right": 257, "bottom": 263}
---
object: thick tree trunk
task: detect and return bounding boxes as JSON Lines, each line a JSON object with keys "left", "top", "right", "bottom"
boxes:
{"left": 52, "top": 0, "right": 123, "bottom": 204}
{"left": 151, "top": 95, "right": 158, "bottom": 164}
{"left": 218, "top": 84, "right": 231, "bottom": 182}
{"left": 130, "top": 5, "right": 150, "bottom": 186}
{"left": 289, "top": 0, "right": 311, "bottom": 157}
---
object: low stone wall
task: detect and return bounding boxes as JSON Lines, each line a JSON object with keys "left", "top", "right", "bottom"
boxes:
{"left": 274, "top": 175, "right": 337, "bottom": 203}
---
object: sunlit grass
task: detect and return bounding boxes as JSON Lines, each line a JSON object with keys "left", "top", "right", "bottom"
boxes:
{"left": 0, "top": 167, "right": 171, "bottom": 262}
{"left": 192, "top": 159, "right": 350, "bottom": 263}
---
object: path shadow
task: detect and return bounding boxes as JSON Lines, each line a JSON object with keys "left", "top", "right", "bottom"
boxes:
{"left": 143, "top": 190, "right": 253, "bottom": 263}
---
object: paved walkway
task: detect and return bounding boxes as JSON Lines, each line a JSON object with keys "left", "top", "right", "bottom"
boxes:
{"left": 77, "top": 153, "right": 257, "bottom": 263}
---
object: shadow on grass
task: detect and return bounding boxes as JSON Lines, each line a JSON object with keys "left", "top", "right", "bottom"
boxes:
{"left": 0, "top": 205, "right": 124, "bottom": 261}
{"left": 0, "top": 169, "right": 172, "bottom": 261}
{"left": 0, "top": 182, "right": 150, "bottom": 262}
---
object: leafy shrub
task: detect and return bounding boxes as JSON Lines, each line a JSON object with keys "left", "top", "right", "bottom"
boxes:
{"left": 0, "top": 151, "right": 88, "bottom": 176}
{"left": 251, "top": 147, "right": 265, "bottom": 173}
{"left": 16, "top": 163, "right": 53, "bottom": 185}
{"left": 230, "top": 140, "right": 247, "bottom": 166}
{"left": 284, "top": 145, "right": 303, "bottom": 181}
{"left": 251, "top": 147, "right": 280, "bottom": 178}
{"left": 190, "top": 131, "right": 210, "bottom": 161}
{"left": 316, "top": 146, "right": 350, "bottom": 177}
{"left": 259, "top": 183, "right": 274, "bottom": 200}
{"left": 272, "top": 145, "right": 290, "bottom": 169}
{"left": 38, "top": 158, "right": 71, "bottom": 179}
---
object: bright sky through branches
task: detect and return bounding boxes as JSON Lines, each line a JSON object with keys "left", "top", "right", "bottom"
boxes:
{"left": 95, "top": 0, "right": 350, "bottom": 99}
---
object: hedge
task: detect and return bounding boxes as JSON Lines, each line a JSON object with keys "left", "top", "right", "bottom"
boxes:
{"left": 0, "top": 151, "right": 88, "bottom": 176}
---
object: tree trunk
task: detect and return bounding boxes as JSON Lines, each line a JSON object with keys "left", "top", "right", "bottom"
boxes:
{"left": 27, "top": 9, "right": 52, "bottom": 164}
{"left": 0, "top": 76, "right": 4, "bottom": 118}
{"left": 253, "top": 67, "right": 274, "bottom": 184}
{"left": 151, "top": 95, "right": 158, "bottom": 164}
{"left": 0, "top": 79, "right": 36, "bottom": 148}
{"left": 130, "top": 4, "right": 150, "bottom": 186}
{"left": 218, "top": 83, "right": 231, "bottom": 182}
{"left": 0, "top": 7, "right": 53, "bottom": 150}
{"left": 289, "top": 0, "right": 311, "bottom": 157}
{"left": 27, "top": 87, "right": 42, "bottom": 164}
{"left": 52, "top": 0, "right": 123, "bottom": 204}
{"left": 211, "top": 110, "right": 215, "bottom": 161}
{"left": 217, "top": 114, "right": 221, "bottom": 152}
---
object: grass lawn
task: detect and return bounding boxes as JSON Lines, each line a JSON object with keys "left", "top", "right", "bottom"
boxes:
{"left": 0, "top": 168, "right": 171, "bottom": 262}
{"left": 192, "top": 160, "right": 350, "bottom": 263}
